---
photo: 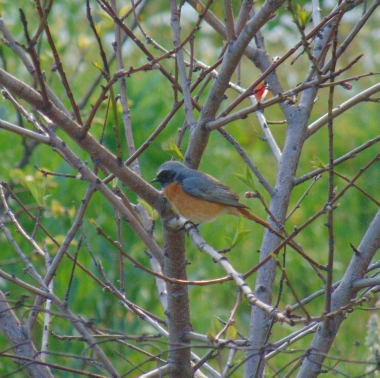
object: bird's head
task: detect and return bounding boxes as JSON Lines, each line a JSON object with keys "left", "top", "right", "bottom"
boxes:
{"left": 151, "top": 161, "right": 188, "bottom": 188}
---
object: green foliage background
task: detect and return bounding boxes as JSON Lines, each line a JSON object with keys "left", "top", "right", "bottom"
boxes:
{"left": 0, "top": 0, "right": 379, "bottom": 376}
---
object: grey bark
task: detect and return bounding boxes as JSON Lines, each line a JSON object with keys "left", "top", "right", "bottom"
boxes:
{"left": 296, "top": 210, "right": 380, "bottom": 377}
{"left": 0, "top": 290, "right": 54, "bottom": 378}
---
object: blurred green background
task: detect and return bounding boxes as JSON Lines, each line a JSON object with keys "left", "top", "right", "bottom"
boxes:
{"left": 0, "top": 0, "right": 379, "bottom": 376}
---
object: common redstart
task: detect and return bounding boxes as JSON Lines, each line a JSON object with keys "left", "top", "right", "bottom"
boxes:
{"left": 151, "top": 161, "right": 270, "bottom": 228}
{"left": 152, "top": 161, "right": 318, "bottom": 267}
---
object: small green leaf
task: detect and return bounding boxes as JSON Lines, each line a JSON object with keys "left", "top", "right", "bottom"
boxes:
{"left": 233, "top": 229, "right": 250, "bottom": 247}
{"left": 112, "top": 178, "right": 119, "bottom": 188}
{"left": 137, "top": 199, "right": 158, "bottom": 220}
{"left": 206, "top": 331, "right": 215, "bottom": 341}
{"left": 163, "top": 140, "right": 184, "bottom": 162}
{"left": 92, "top": 60, "right": 103, "bottom": 71}
{"left": 224, "top": 236, "right": 233, "bottom": 248}
{"left": 224, "top": 217, "right": 250, "bottom": 249}
{"left": 233, "top": 216, "right": 250, "bottom": 245}
{"left": 294, "top": 4, "right": 311, "bottom": 28}
{"left": 25, "top": 180, "right": 40, "bottom": 205}
{"left": 310, "top": 155, "right": 326, "bottom": 169}
{"left": 36, "top": 311, "right": 45, "bottom": 325}
{"left": 89, "top": 218, "right": 98, "bottom": 226}
{"left": 269, "top": 251, "right": 278, "bottom": 260}
{"left": 226, "top": 325, "right": 238, "bottom": 340}
{"left": 210, "top": 316, "right": 222, "bottom": 336}
{"left": 235, "top": 165, "right": 256, "bottom": 191}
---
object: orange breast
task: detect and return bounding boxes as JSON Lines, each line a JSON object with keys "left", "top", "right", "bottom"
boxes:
{"left": 163, "top": 182, "right": 229, "bottom": 224}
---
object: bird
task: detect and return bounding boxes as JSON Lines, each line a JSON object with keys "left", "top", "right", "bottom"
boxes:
{"left": 151, "top": 161, "right": 271, "bottom": 229}
{"left": 151, "top": 161, "right": 322, "bottom": 271}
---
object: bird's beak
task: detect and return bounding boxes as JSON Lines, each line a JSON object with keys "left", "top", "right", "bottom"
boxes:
{"left": 150, "top": 177, "right": 159, "bottom": 183}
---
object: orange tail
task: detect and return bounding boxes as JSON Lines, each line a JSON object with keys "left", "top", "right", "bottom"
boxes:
{"left": 227, "top": 206, "right": 278, "bottom": 235}
{"left": 237, "top": 208, "right": 272, "bottom": 230}
{"left": 231, "top": 206, "right": 294, "bottom": 248}
{"left": 236, "top": 207, "right": 288, "bottom": 242}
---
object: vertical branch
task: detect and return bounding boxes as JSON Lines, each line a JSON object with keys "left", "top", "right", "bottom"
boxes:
{"left": 235, "top": 0, "right": 254, "bottom": 34}
{"left": 187, "top": 35, "right": 195, "bottom": 83}
{"left": 19, "top": 9, "right": 50, "bottom": 108}
{"left": 111, "top": 0, "right": 139, "bottom": 173}
{"left": 249, "top": 90, "right": 281, "bottom": 161}
{"left": 223, "top": 0, "right": 235, "bottom": 42}
{"left": 244, "top": 3, "right": 334, "bottom": 375}
{"left": 163, "top": 227, "right": 192, "bottom": 378}
{"left": 169, "top": 0, "right": 196, "bottom": 129}
{"left": 110, "top": 88, "right": 123, "bottom": 165}
{"left": 31, "top": 206, "right": 43, "bottom": 240}
{"left": 174, "top": 51, "right": 179, "bottom": 104}
{"left": 115, "top": 209, "right": 125, "bottom": 293}
{"left": 311, "top": 0, "right": 321, "bottom": 26}
{"left": 324, "top": 11, "right": 339, "bottom": 326}
{"left": 63, "top": 234, "right": 82, "bottom": 308}
{"left": 41, "top": 250, "right": 53, "bottom": 363}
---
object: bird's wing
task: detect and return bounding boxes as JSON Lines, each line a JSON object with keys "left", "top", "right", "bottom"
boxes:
{"left": 181, "top": 174, "right": 247, "bottom": 208}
